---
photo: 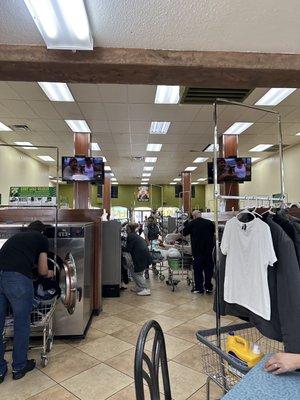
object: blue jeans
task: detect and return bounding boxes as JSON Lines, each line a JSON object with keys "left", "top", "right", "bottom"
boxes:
{"left": 0, "top": 271, "right": 33, "bottom": 374}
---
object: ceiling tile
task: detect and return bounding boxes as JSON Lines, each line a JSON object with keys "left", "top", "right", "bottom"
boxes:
{"left": 78, "top": 102, "right": 106, "bottom": 120}
{"left": 108, "top": 120, "right": 130, "bottom": 133}
{"left": 69, "top": 84, "right": 101, "bottom": 102}
{"left": 127, "top": 85, "right": 156, "bottom": 103}
{"left": 27, "top": 101, "right": 61, "bottom": 119}
{"left": 0, "top": 100, "right": 37, "bottom": 118}
{"left": 0, "top": 82, "right": 20, "bottom": 100}
{"left": 104, "top": 103, "right": 129, "bottom": 120}
{"left": 129, "top": 104, "right": 153, "bottom": 120}
{"left": 52, "top": 102, "right": 83, "bottom": 119}
{"left": 98, "top": 84, "right": 127, "bottom": 103}
{"left": 88, "top": 120, "right": 110, "bottom": 133}
{"left": 8, "top": 82, "right": 47, "bottom": 101}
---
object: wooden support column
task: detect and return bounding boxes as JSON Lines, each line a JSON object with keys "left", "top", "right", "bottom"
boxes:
{"left": 103, "top": 174, "right": 111, "bottom": 214}
{"left": 74, "top": 133, "right": 90, "bottom": 209}
{"left": 221, "top": 135, "right": 239, "bottom": 211}
{"left": 181, "top": 171, "right": 192, "bottom": 214}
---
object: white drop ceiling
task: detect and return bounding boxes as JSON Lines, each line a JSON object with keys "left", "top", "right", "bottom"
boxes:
{"left": 1, "top": 0, "right": 300, "bottom": 53}
{"left": 0, "top": 82, "right": 299, "bottom": 184}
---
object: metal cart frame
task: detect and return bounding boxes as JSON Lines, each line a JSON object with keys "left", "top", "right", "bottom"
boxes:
{"left": 198, "top": 99, "right": 286, "bottom": 398}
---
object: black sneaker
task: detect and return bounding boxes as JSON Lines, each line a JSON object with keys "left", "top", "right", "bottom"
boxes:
{"left": 13, "top": 359, "right": 36, "bottom": 380}
{"left": 0, "top": 368, "right": 7, "bottom": 384}
{"left": 205, "top": 288, "right": 213, "bottom": 294}
{"left": 192, "top": 289, "right": 204, "bottom": 295}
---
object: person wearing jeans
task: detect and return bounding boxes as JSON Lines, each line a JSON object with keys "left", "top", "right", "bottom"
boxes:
{"left": 0, "top": 220, "right": 51, "bottom": 382}
{"left": 125, "top": 223, "right": 153, "bottom": 296}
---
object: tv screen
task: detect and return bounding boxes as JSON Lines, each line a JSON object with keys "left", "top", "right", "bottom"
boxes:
{"left": 175, "top": 184, "right": 195, "bottom": 198}
{"left": 62, "top": 156, "right": 105, "bottom": 183}
{"left": 96, "top": 185, "right": 118, "bottom": 198}
{"left": 207, "top": 157, "right": 252, "bottom": 183}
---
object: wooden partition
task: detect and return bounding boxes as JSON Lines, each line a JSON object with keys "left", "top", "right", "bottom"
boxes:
{"left": 0, "top": 208, "right": 103, "bottom": 313}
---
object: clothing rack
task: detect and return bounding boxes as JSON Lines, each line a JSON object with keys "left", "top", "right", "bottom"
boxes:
{"left": 212, "top": 98, "right": 286, "bottom": 346}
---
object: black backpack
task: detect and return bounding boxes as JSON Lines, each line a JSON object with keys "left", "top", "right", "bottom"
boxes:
{"left": 147, "top": 223, "right": 160, "bottom": 241}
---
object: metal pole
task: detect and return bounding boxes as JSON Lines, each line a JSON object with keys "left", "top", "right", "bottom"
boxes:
{"left": 213, "top": 102, "right": 221, "bottom": 347}
{"left": 277, "top": 114, "right": 285, "bottom": 202}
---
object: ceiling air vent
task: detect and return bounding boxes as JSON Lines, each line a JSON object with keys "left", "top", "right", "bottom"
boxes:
{"left": 11, "top": 124, "right": 31, "bottom": 132}
{"left": 131, "top": 156, "right": 144, "bottom": 161}
{"left": 180, "top": 87, "right": 252, "bottom": 104}
{"left": 264, "top": 144, "right": 288, "bottom": 152}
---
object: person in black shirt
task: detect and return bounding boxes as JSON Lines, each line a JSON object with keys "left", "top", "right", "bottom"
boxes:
{"left": 183, "top": 210, "right": 215, "bottom": 295}
{"left": 0, "top": 220, "right": 51, "bottom": 382}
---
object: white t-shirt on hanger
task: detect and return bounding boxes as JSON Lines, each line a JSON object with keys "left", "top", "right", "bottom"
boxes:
{"left": 221, "top": 217, "right": 277, "bottom": 321}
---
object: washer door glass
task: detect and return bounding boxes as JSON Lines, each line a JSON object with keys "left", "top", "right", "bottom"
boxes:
{"left": 60, "top": 252, "right": 78, "bottom": 315}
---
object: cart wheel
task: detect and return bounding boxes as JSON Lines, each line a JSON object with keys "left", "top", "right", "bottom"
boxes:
{"left": 159, "top": 274, "right": 165, "bottom": 281}
{"left": 166, "top": 280, "right": 170, "bottom": 285}
{"left": 41, "top": 355, "right": 48, "bottom": 367}
{"left": 153, "top": 269, "right": 159, "bottom": 276}
{"left": 46, "top": 337, "right": 53, "bottom": 353}
{"left": 172, "top": 285, "right": 175, "bottom": 292}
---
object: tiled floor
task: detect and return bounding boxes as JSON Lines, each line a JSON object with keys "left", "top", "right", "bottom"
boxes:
{"left": 1, "top": 273, "right": 237, "bottom": 400}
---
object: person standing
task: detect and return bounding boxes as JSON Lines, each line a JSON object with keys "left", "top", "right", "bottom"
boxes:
{"left": 125, "top": 223, "right": 152, "bottom": 296}
{"left": 143, "top": 216, "right": 160, "bottom": 278}
{"left": 183, "top": 210, "right": 215, "bottom": 294}
{"left": 0, "top": 221, "right": 51, "bottom": 382}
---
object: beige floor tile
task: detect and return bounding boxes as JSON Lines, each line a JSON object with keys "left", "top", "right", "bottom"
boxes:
{"left": 161, "top": 302, "right": 212, "bottom": 322}
{"left": 188, "top": 382, "right": 223, "bottom": 400}
{"left": 150, "top": 293, "right": 191, "bottom": 306}
{"left": 116, "top": 307, "right": 157, "bottom": 324}
{"left": 136, "top": 299, "right": 177, "bottom": 314}
{"left": 102, "top": 300, "right": 134, "bottom": 315}
{"left": 27, "top": 385, "right": 78, "bottom": 400}
{"left": 70, "top": 327, "right": 107, "bottom": 348}
{"left": 162, "top": 361, "right": 207, "bottom": 400}
{"left": 0, "top": 369, "right": 55, "bottom": 400}
{"left": 28, "top": 341, "right": 74, "bottom": 363}
{"left": 145, "top": 333, "right": 194, "bottom": 360}
{"left": 139, "top": 314, "right": 183, "bottom": 332}
{"left": 167, "top": 323, "right": 203, "bottom": 344}
{"left": 92, "top": 315, "right": 134, "bottom": 334}
{"left": 111, "top": 323, "right": 154, "bottom": 346}
{"left": 93, "top": 311, "right": 110, "bottom": 319}
{"left": 173, "top": 344, "right": 204, "bottom": 372}
{"left": 105, "top": 347, "right": 151, "bottom": 378}
{"left": 107, "top": 383, "right": 151, "bottom": 400}
{"left": 78, "top": 334, "right": 133, "bottom": 361}
{"left": 61, "top": 363, "right": 133, "bottom": 400}
{"left": 39, "top": 348, "right": 100, "bottom": 382}
{"left": 189, "top": 313, "right": 232, "bottom": 329}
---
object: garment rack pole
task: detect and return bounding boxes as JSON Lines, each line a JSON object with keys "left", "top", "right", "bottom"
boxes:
{"left": 213, "top": 98, "right": 286, "bottom": 346}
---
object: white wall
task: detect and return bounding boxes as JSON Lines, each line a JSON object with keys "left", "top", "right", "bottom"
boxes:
{"left": 240, "top": 143, "right": 300, "bottom": 203}
{"left": 0, "top": 145, "right": 49, "bottom": 204}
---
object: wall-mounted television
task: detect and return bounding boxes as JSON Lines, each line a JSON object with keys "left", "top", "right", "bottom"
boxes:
{"left": 97, "top": 185, "right": 119, "bottom": 199}
{"left": 62, "top": 156, "right": 104, "bottom": 183}
{"left": 175, "top": 184, "right": 195, "bottom": 198}
{"left": 207, "top": 157, "right": 252, "bottom": 183}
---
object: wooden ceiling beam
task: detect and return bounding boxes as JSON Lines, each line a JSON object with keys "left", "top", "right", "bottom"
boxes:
{"left": 1, "top": 45, "right": 300, "bottom": 87}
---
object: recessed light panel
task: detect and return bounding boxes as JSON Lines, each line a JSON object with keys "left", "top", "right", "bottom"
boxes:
{"left": 251, "top": 157, "right": 261, "bottom": 162}
{"left": 197, "top": 178, "right": 207, "bottom": 181}
{"left": 0, "top": 122, "right": 12, "bottom": 131}
{"left": 38, "top": 155, "right": 55, "bottom": 162}
{"left": 150, "top": 121, "right": 171, "bottom": 134}
{"left": 38, "top": 82, "right": 74, "bottom": 101}
{"left": 91, "top": 143, "right": 101, "bottom": 151}
{"left": 185, "top": 166, "right": 197, "bottom": 171}
{"left": 249, "top": 144, "right": 273, "bottom": 152}
{"left": 155, "top": 86, "right": 180, "bottom": 104}
{"left": 147, "top": 144, "right": 162, "bottom": 152}
{"left": 142, "top": 173, "right": 151, "bottom": 177}
{"left": 143, "top": 166, "right": 154, "bottom": 171}
{"left": 14, "top": 141, "right": 33, "bottom": 146}
{"left": 255, "top": 88, "right": 297, "bottom": 106}
{"left": 65, "top": 119, "right": 91, "bottom": 133}
{"left": 173, "top": 178, "right": 181, "bottom": 182}
{"left": 203, "top": 144, "right": 219, "bottom": 152}
{"left": 223, "top": 122, "right": 253, "bottom": 135}
{"left": 145, "top": 157, "right": 157, "bottom": 163}
{"left": 170, "top": 182, "right": 176, "bottom": 185}
{"left": 193, "top": 157, "right": 208, "bottom": 163}
{"left": 104, "top": 166, "right": 111, "bottom": 171}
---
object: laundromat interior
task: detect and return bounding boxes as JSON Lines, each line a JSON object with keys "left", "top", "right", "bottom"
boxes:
{"left": 0, "top": 1, "right": 300, "bottom": 400}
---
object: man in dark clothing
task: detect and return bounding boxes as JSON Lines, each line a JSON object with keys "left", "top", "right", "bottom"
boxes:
{"left": 0, "top": 220, "right": 51, "bottom": 382}
{"left": 183, "top": 210, "right": 215, "bottom": 294}
{"left": 125, "top": 223, "right": 152, "bottom": 296}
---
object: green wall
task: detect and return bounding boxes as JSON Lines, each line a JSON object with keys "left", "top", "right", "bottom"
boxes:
{"left": 58, "top": 183, "right": 206, "bottom": 210}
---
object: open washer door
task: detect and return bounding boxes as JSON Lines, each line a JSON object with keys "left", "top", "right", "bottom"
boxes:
{"left": 48, "top": 252, "right": 80, "bottom": 315}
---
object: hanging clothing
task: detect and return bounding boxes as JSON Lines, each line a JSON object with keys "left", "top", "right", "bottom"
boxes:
{"left": 221, "top": 217, "right": 277, "bottom": 321}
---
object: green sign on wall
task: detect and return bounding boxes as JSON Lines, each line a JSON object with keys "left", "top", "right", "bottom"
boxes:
{"left": 9, "top": 186, "right": 57, "bottom": 206}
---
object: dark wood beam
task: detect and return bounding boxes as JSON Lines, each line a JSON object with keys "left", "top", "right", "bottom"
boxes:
{"left": 1, "top": 45, "right": 300, "bottom": 87}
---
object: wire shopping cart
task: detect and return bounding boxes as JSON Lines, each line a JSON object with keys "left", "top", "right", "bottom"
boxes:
{"left": 196, "top": 322, "right": 284, "bottom": 399}
{"left": 4, "top": 297, "right": 57, "bottom": 367}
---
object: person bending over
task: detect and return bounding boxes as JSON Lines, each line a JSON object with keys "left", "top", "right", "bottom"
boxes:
{"left": 0, "top": 220, "right": 52, "bottom": 382}
{"left": 125, "top": 223, "right": 152, "bottom": 296}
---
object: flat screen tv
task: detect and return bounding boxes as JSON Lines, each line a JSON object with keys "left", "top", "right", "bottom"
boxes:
{"left": 62, "top": 156, "right": 105, "bottom": 183}
{"left": 207, "top": 157, "right": 252, "bottom": 183}
{"left": 175, "top": 184, "right": 195, "bottom": 198}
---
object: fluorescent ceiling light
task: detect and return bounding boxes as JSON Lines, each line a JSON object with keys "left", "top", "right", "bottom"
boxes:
{"left": 191, "top": 182, "right": 199, "bottom": 185}
{"left": 185, "top": 166, "right": 197, "bottom": 171}
{"left": 112, "top": 182, "right": 118, "bottom": 185}
{"left": 251, "top": 157, "right": 261, "bottom": 162}
{"left": 38, "top": 155, "right": 55, "bottom": 162}
{"left": 170, "top": 182, "right": 176, "bottom": 185}
{"left": 23, "top": 147, "right": 38, "bottom": 150}
{"left": 296, "top": 132, "right": 300, "bottom": 136}
{"left": 249, "top": 144, "right": 273, "bottom": 152}
{"left": 147, "top": 144, "right": 162, "bottom": 152}
{"left": 111, "top": 177, "right": 117, "bottom": 182}
{"left": 143, "top": 166, "right": 154, "bottom": 171}
{"left": 193, "top": 157, "right": 208, "bottom": 163}
{"left": 142, "top": 173, "right": 151, "bottom": 177}
{"left": 0, "top": 122, "right": 12, "bottom": 131}
{"left": 65, "top": 119, "right": 91, "bottom": 133}
{"left": 49, "top": 175, "right": 53, "bottom": 179}
{"left": 104, "top": 166, "right": 111, "bottom": 171}
{"left": 145, "top": 157, "right": 157, "bottom": 163}
{"left": 173, "top": 178, "right": 181, "bottom": 182}
{"left": 150, "top": 121, "right": 171, "bottom": 134}
{"left": 141, "top": 179, "right": 149, "bottom": 182}
{"left": 155, "top": 86, "right": 180, "bottom": 104}
{"left": 203, "top": 144, "right": 219, "bottom": 152}
{"left": 223, "top": 122, "right": 253, "bottom": 135}
{"left": 255, "top": 88, "right": 297, "bottom": 106}
{"left": 24, "top": 0, "right": 93, "bottom": 50}
{"left": 197, "top": 178, "right": 207, "bottom": 181}
{"left": 91, "top": 143, "right": 101, "bottom": 151}
{"left": 100, "top": 156, "right": 107, "bottom": 162}
{"left": 38, "top": 82, "right": 74, "bottom": 102}
{"left": 14, "top": 141, "right": 33, "bottom": 146}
